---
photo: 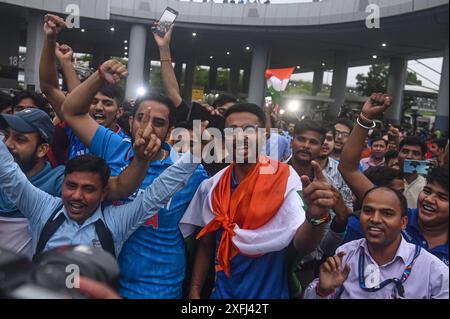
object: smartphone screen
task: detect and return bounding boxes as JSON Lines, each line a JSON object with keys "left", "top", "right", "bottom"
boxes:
{"left": 403, "top": 159, "right": 436, "bottom": 175}
{"left": 155, "top": 7, "right": 178, "bottom": 37}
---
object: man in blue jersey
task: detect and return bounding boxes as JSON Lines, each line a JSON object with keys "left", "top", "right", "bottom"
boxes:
{"left": 181, "top": 103, "right": 338, "bottom": 299}
{"left": 338, "top": 93, "right": 448, "bottom": 266}
{"left": 39, "top": 14, "right": 129, "bottom": 164}
{"left": 61, "top": 59, "right": 209, "bottom": 299}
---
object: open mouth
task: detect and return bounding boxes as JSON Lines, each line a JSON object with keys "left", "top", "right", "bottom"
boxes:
{"left": 68, "top": 201, "right": 86, "bottom": 214}
{"left": 92, "top": 113, "right": 105, "bottom": 124}
{"left": 420, "top": 203, "right": 437, "bottom": 215}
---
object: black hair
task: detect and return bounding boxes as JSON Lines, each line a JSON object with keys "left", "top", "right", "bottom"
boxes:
{"left": 385, "top": 150, "right": 399, "bottom": 162}
{"left": 294, "top": 119, "right": 327, "bottom": 143}
{"left": 133, "top": 92, "right": 177, "bottom": 128}
{"left": 370, "top": 136, "right": 388, "bottom": 147}
{"left": 223, "top": 103, "right": 266, "bottom": 127}
{"left": 64, "top": 155, "right": 110, "bottom": 188}
{"left": 318, "top": 120, "right": 336, "bottom": 139}
{"left": 334, "top": 118, "right": 354, "bottom": 133}
{"left": 213, "top": 93, "right": 238, "bottom": 108}
{"left": 399, "top": 136, "right": 428, "bottom": 157}
{"left": 13, "top": 91, "right": 48, "bottom": 109}
{"left": 362, "top": 186, "right": 408, "bottom": 216}
{"left": 426, "top": 167, "right": 449, "bottom": 193}
{"left": 98, "top": 84, "right": 124, "bottom": 107}
{"left": 364, "top": 166, "right": 404, "bottom": 188}
{"left": 432, "top": 138, "right": 448, "bottom": 150}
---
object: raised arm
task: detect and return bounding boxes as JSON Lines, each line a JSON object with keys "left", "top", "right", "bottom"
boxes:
{"left": 153, "top": 24, "right": 182, "bottom": 107}
{"left": 293, "top": 161, "right": 334, "bottom": 256}
{"left": 61, "top": 59, "right": 127, "bottom": 147}
{"left": 338, "top": 93, "right": 392, "bottom": 201}
{"left": 39, "top": 14, "right": 66, "bottom": 120}
{"left": 107, "top": 122, "right": 209, "bottom": 240}
{"left": 106, "top": 151, "right": 200, "bottom": 242}
{"left": 55, "top": 43, "right": 81, "bottom": 93}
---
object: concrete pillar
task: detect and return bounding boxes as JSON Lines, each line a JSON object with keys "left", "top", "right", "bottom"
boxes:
{"left": 243, "top": 67, "right": 250, "bottom": 95}
{"left": 248, "top": 43, "right": 270, "bottom": 106}
{"left": 0, "top": 19, "right": 20, "bottom": 89}
{"left": 143, "top": 39, "right": 152, "bottom": 88}
{"left": 125, "top": 24, "right": 147, "bottom": 100}
{"left": 328, "top": 52, "right": 349, "bottom": 119}
{"left": 312, "top": 68, "right": 324, "bottom": 96}
{"left": 385, "top": 57, "right": 408, "bottom": 125}
{"left": 435, "top": 42, "right": 449, "bottom": 133}
{"left": 230, "top": 64, "right": 240, "bottom": 96}
{"left": 25, "top": 14, "right": 44, "bottom": 92}
{"left": 174, "top": 62, "right": 183, "bottom": 85}
{"left": 208, "top": 65, "right": 218, "bottom": 93}
{"left": 183, "top": 57, "right": 196, "bottom": 103}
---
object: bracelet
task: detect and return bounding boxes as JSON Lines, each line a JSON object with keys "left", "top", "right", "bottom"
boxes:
{"left": 356, "top": 116, "right": 376, "bottom": 130}
{"left": 306, "top": 213, "right": 331, "bottom": 226}
{"left": 160, "top": 58, "right": 172, "bottom": 63}
{"left": 359, "top": 112, "right": 374, "bottom": 122}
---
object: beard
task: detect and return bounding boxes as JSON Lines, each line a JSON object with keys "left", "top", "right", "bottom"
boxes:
{"left": 13, "top": 152, "right": 39, "bottom": 174}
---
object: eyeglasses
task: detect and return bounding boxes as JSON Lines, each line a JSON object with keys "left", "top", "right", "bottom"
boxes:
{"left": 336, "top": 130, "right": 350, "bottom": 138}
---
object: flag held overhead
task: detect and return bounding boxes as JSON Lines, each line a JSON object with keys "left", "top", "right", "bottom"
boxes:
{"left": 265, "top": 67, "right": 295, "bottom": 92}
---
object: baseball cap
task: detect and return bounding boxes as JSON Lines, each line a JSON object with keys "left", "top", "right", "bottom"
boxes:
{"left": 0, "top": 108, "right": 54, "bottom": 143}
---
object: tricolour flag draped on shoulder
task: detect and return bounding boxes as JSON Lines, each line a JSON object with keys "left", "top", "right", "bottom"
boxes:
{"left": 265, "top": 67, "right": 295, "bottom": 92}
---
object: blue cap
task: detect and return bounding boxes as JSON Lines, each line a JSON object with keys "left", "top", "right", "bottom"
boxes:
{"left": 0, "top": 108, "right": 54, "bottom": 143}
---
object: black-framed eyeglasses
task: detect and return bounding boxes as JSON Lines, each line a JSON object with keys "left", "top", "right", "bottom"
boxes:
{"left": 336, "top": 130, "right": 350, "bottom": 138}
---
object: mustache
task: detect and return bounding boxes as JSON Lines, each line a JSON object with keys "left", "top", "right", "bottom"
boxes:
{"left": 296, "top": 149, "right": 312, "bottom": 156}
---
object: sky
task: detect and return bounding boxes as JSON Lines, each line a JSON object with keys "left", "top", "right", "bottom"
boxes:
{"left": 292, "top": 58, "right": 443, "bottom": 90}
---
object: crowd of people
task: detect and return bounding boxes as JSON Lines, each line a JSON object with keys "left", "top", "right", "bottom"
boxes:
{"left": 0, "top": 13, "right": 448, "bottom": 299}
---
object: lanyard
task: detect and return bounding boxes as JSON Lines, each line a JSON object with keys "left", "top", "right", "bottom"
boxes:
{"left": 358, "top": 245, "right": 421, "bottom": 297}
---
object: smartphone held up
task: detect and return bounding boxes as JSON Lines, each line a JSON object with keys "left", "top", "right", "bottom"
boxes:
{"left": 152, "top": 7, "right": 179, "bottom": 38}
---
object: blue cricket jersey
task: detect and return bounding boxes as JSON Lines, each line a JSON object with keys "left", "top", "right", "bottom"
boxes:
{"left": 66, "top": 124, "right": 129, "bottom": 160}
{"left": 89, "top": 126, "right": 208, "bottom": 298}
{"left": 210, "top": 170, "right": 290, "bottom": 299}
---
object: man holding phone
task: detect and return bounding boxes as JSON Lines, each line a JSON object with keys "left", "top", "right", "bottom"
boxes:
{"left": 397, "top": 137, "right": 428, "bottom": 209}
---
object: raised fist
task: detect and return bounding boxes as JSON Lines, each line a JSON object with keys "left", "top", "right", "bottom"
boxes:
{"left": 99, "top": 60, "right": 128, "bottom": 84}
{"left": 361, "top": 93, "right": 392, "bottom": 121}
{"left": 55, "top": 43, "right": 74, "bottom": 63}
{"left": 44, "top": 14, "right": 65, "bottom": 37}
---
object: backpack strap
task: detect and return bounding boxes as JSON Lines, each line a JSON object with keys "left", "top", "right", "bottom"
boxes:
{"left": 94, "top": 218, "right": 116, "bottom": 258}
{"left": 34, "top": 204, "right": 65, "bottom": 261}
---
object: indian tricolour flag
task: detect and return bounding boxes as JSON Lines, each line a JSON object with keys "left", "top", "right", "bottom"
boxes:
{"left": 265, "top": 67, "right": 295, "bottom": 92}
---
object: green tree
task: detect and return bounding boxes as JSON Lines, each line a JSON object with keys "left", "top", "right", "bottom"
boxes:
{"left": 356, "top": 63, "right": 422, "bottom": 96}
{"left": 356, "top": 64, "right": 389, "bottom": 96}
